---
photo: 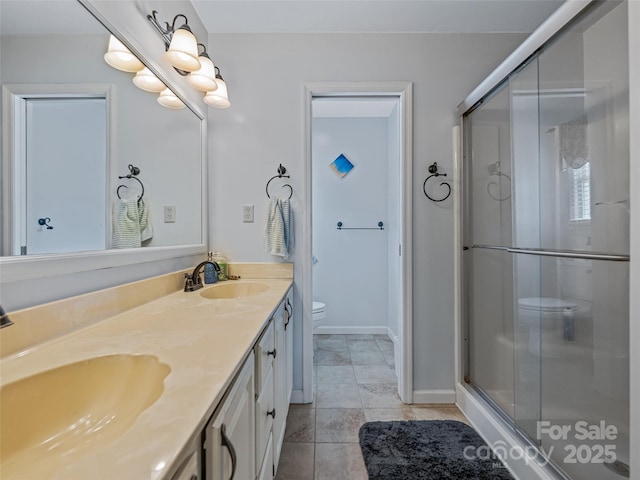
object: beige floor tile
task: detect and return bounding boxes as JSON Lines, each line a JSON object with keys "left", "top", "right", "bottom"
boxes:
{"left": 275, "top": 442, "right": 315, "bottom": 480}
{"left": 349, "top": 348, "right": 387, "bottom": 366}
{"left": 316, "top": 335, "right": 348, "bottom": 353}
{"left": 314, "top": 350, "right": 352, "bottom": 366}
{"left": 353, "top": 364, "right": 396, "bottom": 384}
{"left": 284, "top": 408, "right": 316, "bottom": 443}
{"left": 316, "top": 365, "right": 356, "bottom": 384}
{"left": 363, "top": 406, "right": 416, "bottom": 422}
{"left": 316, "top": 383, "right": 362, "bottom": 408}
{"left": 315, "top": 408, "right": 366, "bottom": 443}
{"left": 358, "top": 383, "right": 403, "bottom": 408}
{"left": 314, "top": 443, "right": 368, "bottom": 480}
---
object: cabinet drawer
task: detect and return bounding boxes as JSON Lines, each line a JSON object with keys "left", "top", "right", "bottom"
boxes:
{"left": 255, "top": 320, "right": 275, "bottom": 390}
{"left": 255, "top": 364, "right": 275, "bottom": 469}
{"left": 257, "top": 433, "right": 274, "bottom": 480}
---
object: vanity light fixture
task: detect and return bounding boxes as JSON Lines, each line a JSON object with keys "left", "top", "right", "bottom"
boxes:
{"left": 147, "top": 11, "right": 200, "bottom": 73}
{"left": 203, "top": 67, "right": 231, "bottom": 109}
{"left": 187, "top": 44, "right": 218, "bottom": 92}
{"left": 133, "top": 67, "right": 166, "bottom": 93}
{"left": 104, "top": 35, "right": 144, "bottom": 72}
{"left": 157, "top": 88, "right": 185, "bottom": 109}
{"left": 148, "top": 10, "right": 231, "bottom": 109}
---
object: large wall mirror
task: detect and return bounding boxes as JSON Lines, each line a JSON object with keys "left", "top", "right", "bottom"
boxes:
{"left": 0, "top": 0, "right": 206, "bottom": 281}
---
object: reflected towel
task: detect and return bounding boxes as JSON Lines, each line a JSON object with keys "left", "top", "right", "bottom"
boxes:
{"left": 112, "top": 197, "right": 153, "bottom": 249}
{"left": 265, "top": 198, "right": 292, "bottom": 259}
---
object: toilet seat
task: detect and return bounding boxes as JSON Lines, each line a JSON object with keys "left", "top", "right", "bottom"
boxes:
{"left": 313, "top": 301, "right": 326, "bottom": 333}
{"left": 313, "top": 301, "right": 326, "bottom": 314}
{"left": 518, "top": 297, "right": 578, "bottom": 313}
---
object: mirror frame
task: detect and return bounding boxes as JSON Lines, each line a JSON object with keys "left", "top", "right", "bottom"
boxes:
{"left": 0, "top": 0, "right": 208, "bottom": 283}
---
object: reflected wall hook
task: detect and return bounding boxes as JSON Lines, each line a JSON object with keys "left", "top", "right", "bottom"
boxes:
{"left": 38, "top": 217, "right": 53, "bottom": 230}
{"left": 423, "top": 162, "right": 451, "bottom": 202}
{"left": 117, "top": 164, "right": 145, "bottom": 201}
{"left": 486, "top": 161, "right": 511, "bottom": 201}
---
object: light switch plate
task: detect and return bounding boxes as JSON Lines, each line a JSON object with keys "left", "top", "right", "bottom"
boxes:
{"left": 242, "top": 204, "right": 254, "bottom": 223}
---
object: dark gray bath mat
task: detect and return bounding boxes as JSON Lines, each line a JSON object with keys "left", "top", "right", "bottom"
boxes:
{"left": 359, "top": 420, "right": 514, "bottom": 479}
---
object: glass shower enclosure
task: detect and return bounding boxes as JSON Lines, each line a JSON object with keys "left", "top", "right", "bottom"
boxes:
{"left": 462, "top": 2, "right": 630, "bottom": 479}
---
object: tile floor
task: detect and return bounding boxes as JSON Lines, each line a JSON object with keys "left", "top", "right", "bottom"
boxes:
{"left": 275, "top": 334, "right": 470, "bottom": 480}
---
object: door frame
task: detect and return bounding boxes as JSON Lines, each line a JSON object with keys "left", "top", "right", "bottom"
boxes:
{"left": 302, "top": 82, "right": 413, "bottom": 403}
{"left": 2, "top": 84, "right": 114, "bottom": 256}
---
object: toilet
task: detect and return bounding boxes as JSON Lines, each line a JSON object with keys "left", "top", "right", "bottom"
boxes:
{"left": 518, "top": 297, "right": 588, "bottom": 357}
{"left": 312, "top": 301, "right": 326, "bottom": 332}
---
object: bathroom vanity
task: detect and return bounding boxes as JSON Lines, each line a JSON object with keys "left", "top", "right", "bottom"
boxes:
{"left": 0, "top": 264, "right": 294, "bottom": 480}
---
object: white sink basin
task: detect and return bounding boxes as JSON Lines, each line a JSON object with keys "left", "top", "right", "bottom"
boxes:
{"left": 0, "top": 354, "right": 170, "bottom": 478}
{"left": 200, "top": 282, "right": 269, "bottom": 299}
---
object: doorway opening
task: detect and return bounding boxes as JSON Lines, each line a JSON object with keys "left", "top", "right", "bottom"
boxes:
{"left": 302, "top": 83, "right": 413, "bottom": 405}
{"left": 2, "top": 84, "right": 111, "bottom": 257}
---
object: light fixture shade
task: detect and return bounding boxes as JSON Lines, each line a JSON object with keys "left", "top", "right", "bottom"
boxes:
{"left": 133, "top": 68, "right": 166, "bottom": 93}
{"left": 203, "top": 78, "right": 230, "bottom": 108}
{"left": 187, "top": 56, "right": 218, "bottom": 92}
{"left": 104, "top": 35, "right": 144, "bottom": 72}
{"left": 164, "top": 27, "right": 200, "bottom": 72}
{"left": 157, "top": 88, "right": 185, "bottom": 109}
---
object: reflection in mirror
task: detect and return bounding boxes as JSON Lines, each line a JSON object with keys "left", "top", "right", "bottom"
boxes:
{"left": 1, "top": 0, "right": 202, "bottom": 257}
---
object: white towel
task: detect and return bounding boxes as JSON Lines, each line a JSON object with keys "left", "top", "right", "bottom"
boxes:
{"left": 265, "top": 198, "right": 289, "bottom": 259}
{"left": 112, "top": 197, "right": 153, "bottom": 249}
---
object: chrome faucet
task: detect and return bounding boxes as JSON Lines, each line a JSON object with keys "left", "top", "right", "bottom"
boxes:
{"left": 0, "top": 305, "right": 14, "bottom": 329}
{"left": 184, "top": 261, "right": 220, "bottom": 292}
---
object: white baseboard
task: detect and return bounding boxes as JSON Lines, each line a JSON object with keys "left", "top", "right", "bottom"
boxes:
{"left": 387, "top": 327, "right": 399, "bottom": 344}
{"left": 412, "top": 389, "right": 456, "bottom": 404}
{"left": 289, "top": 389, "right": 306, "bottom": 404}
{"left": 313, "top": 326, "right": 389, "bottom": 335}
{"left": 456, "top": 383, "right": 559, "bottom": 480}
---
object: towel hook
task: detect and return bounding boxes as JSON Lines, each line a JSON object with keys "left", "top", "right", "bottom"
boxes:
{"left": 423, "top": 162, "right": 451, "bottom": 202}
{"left": 266, "top": 164, "right": 293, "bottom": 200}
{"left": 117, "top": 164, "right": 145, "bottom": 201}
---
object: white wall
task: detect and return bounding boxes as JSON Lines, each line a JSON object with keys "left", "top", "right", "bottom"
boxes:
{"left": 312, "top": 116, "right": 389, "bottom": 333}
{"left": 206, "top": 32, "right": 526, "bottom": 393}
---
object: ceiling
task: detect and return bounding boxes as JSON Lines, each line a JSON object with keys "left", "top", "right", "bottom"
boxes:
{"left": 191, "top": 0, "right": 564, "bottom": 34}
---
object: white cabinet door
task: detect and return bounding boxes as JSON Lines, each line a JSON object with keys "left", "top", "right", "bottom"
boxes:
{"left": 256, "top": 433, "right": 274, "bottom": 480}
{"left": 273, "top": 289, "right": 294, "bottom": 474}
{"left": 255, "top": 364, "right": 275, "bottom": 471}
{"left": 205, "top": 353, "right": 255, "bottom": 480}
{"left": 284, "top": 292, "right": 294, "bottom": 404}
{"left": 272, "top": 311, "right": 287, "bottom": 466}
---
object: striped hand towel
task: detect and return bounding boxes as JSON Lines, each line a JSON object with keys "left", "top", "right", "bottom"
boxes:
{"left": 112, "top": 197, "right": 153, "bottom": 249}
{"left": 265, "top": 198, "right": 288, "bottom": 258}
{"left": 280, "top": 198, "right": 294, "bottom": 255}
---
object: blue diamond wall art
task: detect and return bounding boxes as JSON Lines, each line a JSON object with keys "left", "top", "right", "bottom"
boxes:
{"left": 330, "top": 153, "right": 355, "bottom": 178}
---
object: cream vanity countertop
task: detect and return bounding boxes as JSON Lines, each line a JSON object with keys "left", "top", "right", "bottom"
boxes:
{"left": 0, "top": 267, "right": 293, "bottom": 480}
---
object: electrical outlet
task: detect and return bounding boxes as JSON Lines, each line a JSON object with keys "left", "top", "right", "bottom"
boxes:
{"left": 164, "top": 206, "right": 176, "bottom": 223}
{"left": 242, "top": 204, "right": 254, "bottom": 223}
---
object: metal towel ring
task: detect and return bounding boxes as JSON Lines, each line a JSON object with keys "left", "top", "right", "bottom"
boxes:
{"left": 423, "top": 162, "right": 451, "bottom": 202}
{"left": 266, "top": 164, "right": 293, "bottom": 200}
{"left": 116, "top": 164, "right": 145, "bottom": 201}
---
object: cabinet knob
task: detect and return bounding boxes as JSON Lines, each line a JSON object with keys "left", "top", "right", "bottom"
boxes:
{"left": 267, "top": 348, "right": 277, "bottom": 358}
{"left": 267, "top": 408, "right": 276, "bottom": 419}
